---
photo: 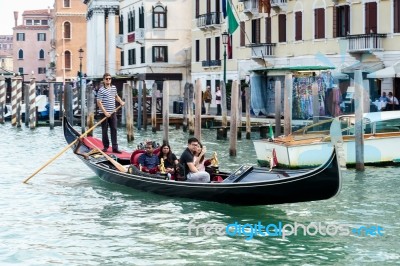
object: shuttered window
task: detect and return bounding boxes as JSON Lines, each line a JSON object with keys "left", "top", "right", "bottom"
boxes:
{"left": 295, "top": 11, "right": 302, "bottom": 41}
{"left": 334, "top": 5, "right": 350, "bottom": 38}
{"left": 278, "top": 14, "right": 286, "bottom": 43}
{"left": 365, "top": 2, "right": 377, "bottom": 33}
{"left": 195, "top": 40, "right": 200, "bottom": 62}
{"left": 215, "top": 37, "right": 220, "bottom": 60}
{"left": 251, "top": 19, "right": 261, "bottom": 44}
{"left": 206, "top": 38, "right": 211, "bottom": 61}
{"left": 240, "top": 22, "right": 245, "bottom": 47}
{"left": 314, "top": 8, "right": 325, "bottom": 39}
{"left": 195, "top": 0, "right": 199, "bottom": 18}
{"left": 265, "top": 17, "right": 271, "bottom": 44}
{"left": 395, "top": 0, "right": 400, "bottom": 33}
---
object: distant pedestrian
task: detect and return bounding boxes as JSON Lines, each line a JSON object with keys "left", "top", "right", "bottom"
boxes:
{"left": 215, "top": 86, "right": 222, "bottom": 115}
{"left": 203, "top": 86, "right": 212, "bottom": 115}
{"left": 97, "top": 73, "right": 125, "bottom": 153}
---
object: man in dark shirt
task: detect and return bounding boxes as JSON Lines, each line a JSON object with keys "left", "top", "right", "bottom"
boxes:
{"left": 138, "top": 142, "right": 160, "bottom": 173}
{"left": 179, "top": 137, "right": 210, "bottom": 182}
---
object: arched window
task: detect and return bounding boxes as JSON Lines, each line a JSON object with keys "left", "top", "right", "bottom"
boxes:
{"left": 65, "top": 51, "right": 71, "bottom": 69}
{"left": 39, "top": 49, "right": 45, "bottom": 59}
{"left": 64, "top": 22, "right": 71, "bottom": 39}
{"left": 18, "top": 49, "right": 24, "bottom": 59}
{"left": 153, "top": 4, "right": 167, "bottom": 28}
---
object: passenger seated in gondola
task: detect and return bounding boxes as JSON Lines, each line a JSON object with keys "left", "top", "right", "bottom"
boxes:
{"left": 138, "top": 141, "right": 160, "bottom": 174}
{"left": 194, "top": 142, "right": 210, "bottom": 171}
{"left": 179, "top": 137, "right": 210, "bottom": 183}
{"left": 158, "top": 143, "right": 179, "bottom": 175}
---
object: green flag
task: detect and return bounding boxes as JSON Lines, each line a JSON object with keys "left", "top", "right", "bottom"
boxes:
{"left": 227, "top": 0, "right": 238, "bottom": 34}
{"left": 269, "top": 124, "right": 274, "bottom": 140}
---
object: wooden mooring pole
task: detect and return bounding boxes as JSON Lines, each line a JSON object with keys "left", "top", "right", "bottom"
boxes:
{"left": 151, "top": 82, "right": 157, "bottom": 132}
{"left": 86, "top": 84, "right": 95, "bottom": 136}
{"left": 229, "top": 80, "right": 239, "bottom": 156}
{"left": 182, "top": 82, "right": 189, "bottom": 132}
{"left": 137, "top": 81, "right": 142, "bottom": 130}
{"left": 163, "top": 81, "right": 170, "bottom": 145}
{"left": 274, "top": 80, "right": 281, "bottom": 138}
{"left": 284, "top": 74, "right": 293, "bottom": 136}
{"left": 194, "top": 79, "right": 202, "bottom": 141}
{"left": 49, "top": 83, "right": 55, "bottom": 129}
{"left": 245, "top": 85, "right": 251, "bottom": 139}
{"left": 124, "top": 83, "right": 134, "bottom": 141}
{"left": 354, "top": 70, "right": 365, "bottom": 171}
{"left": 188, "top": 82, "right": 194, "bottom": 135}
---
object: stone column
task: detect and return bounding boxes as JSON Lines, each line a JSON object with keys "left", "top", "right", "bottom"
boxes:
{"left": 108, "top": 9, "right": 116, "bottom": 76}
{"left": 94, "top": 9, "right": 106, "bottom": 76}
{"left": 86, "top": 16, "right": 93, "bottom": 77}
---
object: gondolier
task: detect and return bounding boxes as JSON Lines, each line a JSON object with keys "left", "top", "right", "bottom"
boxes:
{"left": 97, "top": 73, "right": 125, "bottom": 153}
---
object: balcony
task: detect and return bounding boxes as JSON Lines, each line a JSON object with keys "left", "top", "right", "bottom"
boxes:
{"left": 271, "top": 0, "right": 287, "bottom": 11}
{"left": 247, "top": 43, "right": 276, "bottom": 58}
{"left": 197, "top": 12, "right": 221, "bottom": 29}
{"left": 202, "top": 60, "right": 222, "bottom": 68}
{"left": 242, "top": 0, "right": 259, "bottom": 15}
{"left": 345, "top": 33, "right": 386, "bottom": 53}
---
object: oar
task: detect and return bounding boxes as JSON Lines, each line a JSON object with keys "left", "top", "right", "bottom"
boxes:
{"left": 83, "top": 138, "right": 127, "bottom": 173}
{"left": 22, "top": 106, "right": 122, "bottom": 184}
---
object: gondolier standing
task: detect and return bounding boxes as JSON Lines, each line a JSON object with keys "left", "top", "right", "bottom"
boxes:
{"left": 97, "top": 73, "right": 125, "bottom": 153}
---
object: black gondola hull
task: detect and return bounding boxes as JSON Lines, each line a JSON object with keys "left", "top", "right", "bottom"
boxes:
{"left": 64, "top": 117, "right": 342, "bottom": 206}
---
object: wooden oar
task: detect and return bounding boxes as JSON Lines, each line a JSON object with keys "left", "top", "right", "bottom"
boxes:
{"left": 23, "top": 106, "right": 122, "bottom": 184}
{"left": 83, "top": 138, "right": 127, "bottom": 173}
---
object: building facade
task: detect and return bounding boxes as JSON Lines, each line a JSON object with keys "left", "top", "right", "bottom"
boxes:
{"left": 193, "top": 0, "right": 400, "bottom": 114}
{"left": 84, "top": 0, "right": 192, "bottom": 100}
{"left": 13, "top": 9, "right": 52, "bottom": 81}
{"left": 0, "top": 35, "right": 13, "bottom": 71}
{"left": 50, "top": 0, "right": 87, "bottom": 83}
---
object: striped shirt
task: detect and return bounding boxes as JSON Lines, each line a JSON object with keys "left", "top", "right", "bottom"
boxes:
{"left": 97, "top": 85, "right": 118, "bottom": 113}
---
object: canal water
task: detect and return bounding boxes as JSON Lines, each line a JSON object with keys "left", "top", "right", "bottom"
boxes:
{"left": 0, "top": 122, "right": 399, "bottom": 265}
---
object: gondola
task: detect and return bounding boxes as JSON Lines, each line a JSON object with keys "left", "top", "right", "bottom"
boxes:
{"left": 63, "top": 116, "right": 342, "bottom": 206}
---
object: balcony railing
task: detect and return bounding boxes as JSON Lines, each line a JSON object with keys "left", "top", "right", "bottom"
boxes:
{"left": 247, "top": 43, "right": 276, "bottom": 58}
{"left": 271, "top": 0, "right": 287, "bottom": 6}
{"left": 202, "top": 60, "right": 222, "bottom": 68}
{"left": 243, "top": 0, "right": 258, "bottom": 14}
{"left": 345, "top": 33, "right": 386, "bottom": 53}
{"left": 271, "top": 0, "right": 287, "bottom": 11}
{"left": 197, "top": 12, "right": 221, "bottom": 28}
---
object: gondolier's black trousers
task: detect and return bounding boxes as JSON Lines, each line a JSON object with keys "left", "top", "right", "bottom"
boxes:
{"left": 100, "top": 113, "right": 118, "bottom": 150}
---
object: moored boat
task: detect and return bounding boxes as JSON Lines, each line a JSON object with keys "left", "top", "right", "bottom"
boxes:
{"left": 254, "top": 111, "right": 400, "bottom": 168}
{"left": 64, "top": 116, "right": 342, "bottom": 206}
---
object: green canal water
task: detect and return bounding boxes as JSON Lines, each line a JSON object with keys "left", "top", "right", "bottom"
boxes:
{"left": 0, "top": 122, "right": 399, "bottom": 265}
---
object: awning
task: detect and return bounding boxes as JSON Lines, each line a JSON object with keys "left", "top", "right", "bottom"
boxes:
{"left": 367, "top": 61, "right": 400, "bottom": 78}
{"left": 341, "top": 61, "right": 384, "bottom": 74}
{"left": 251, "top": 65, "right": 335, "bottom": 72}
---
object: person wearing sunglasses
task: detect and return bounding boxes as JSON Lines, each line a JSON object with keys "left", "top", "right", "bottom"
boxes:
{"left": 97, "top": 73, "right": 125, "bottom": 153}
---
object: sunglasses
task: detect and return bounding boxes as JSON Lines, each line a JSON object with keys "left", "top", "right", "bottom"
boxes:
{"left": 105, "top": 78, "right": 111, "bottom": 80}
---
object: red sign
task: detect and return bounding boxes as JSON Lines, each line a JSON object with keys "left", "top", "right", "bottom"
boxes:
{"left": 128, "top": 33, "right": 135, "bottom": 43}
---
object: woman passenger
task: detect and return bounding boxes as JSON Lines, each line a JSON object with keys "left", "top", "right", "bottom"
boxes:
{"left": 194, "top": 142, "right": 207, "bottom": 171}
{"left": 158, "top": 143, "right": 179, "bottom": 174}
